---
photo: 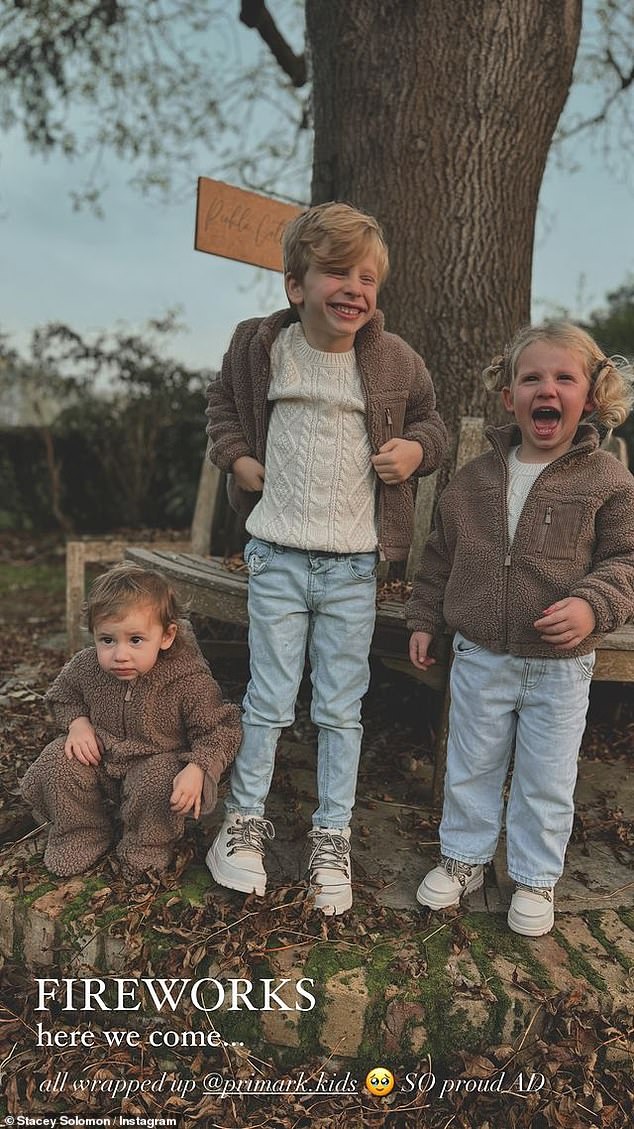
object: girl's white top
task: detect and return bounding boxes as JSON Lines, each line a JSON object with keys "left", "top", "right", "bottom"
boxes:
{"left": 507, "top": 446, "right": 551, "bottom": 545}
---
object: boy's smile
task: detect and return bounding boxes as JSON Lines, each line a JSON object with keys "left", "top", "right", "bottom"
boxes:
{"left": 285, "top": 258, "right": 378, "bottom": 352}
{"left": 501, "top": 341, "right": 594, "bottom": 462}
{"left": 94, "top": 604, "right": 177, "bottom": 679}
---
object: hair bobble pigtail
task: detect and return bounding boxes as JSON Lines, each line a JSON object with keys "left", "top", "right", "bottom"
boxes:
{"left": 591, "top": 353, "right": 634, "bottom": 428}
{"left": 591, "top": 357, "right": 612, "bottom": 383}
{"left": 482, "top": 352, "right": 510, "bottom": 391}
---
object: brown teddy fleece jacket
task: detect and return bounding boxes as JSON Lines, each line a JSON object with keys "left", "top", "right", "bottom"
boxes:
{"left": 205, "top": 308, "right": 448, "bottom": 561}
{"left": 45, "top": 623, "right": 241, "bottom": 801}
{"left": 406, "top": 423, "right": 634, "bottom": 658}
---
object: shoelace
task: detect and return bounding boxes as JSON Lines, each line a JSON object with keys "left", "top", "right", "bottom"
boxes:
{"left": 308, "top": 830, "right": 351, "bottom": 877}
{"left": 227, "top": 818, "right": 275, "bottom": 856}
{"left": 515, "top": 884, "right": 553, "bottom": 902}
{"left": 443, "top": 857, "right": 477, "bottom": 887}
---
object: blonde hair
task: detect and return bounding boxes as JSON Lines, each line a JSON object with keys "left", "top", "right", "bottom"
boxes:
{"left": 282, "top": 201, "right": 389, "bottom": 288}
{"left": 85, "top": 563, "right": 181, "bottom": 632}
{"left": 482, "top": 321, "right": 634, "bottom": 429}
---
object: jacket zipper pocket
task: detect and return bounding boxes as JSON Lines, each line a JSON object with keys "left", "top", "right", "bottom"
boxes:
{"left": 385, "top": 407, "right": 394, "bottom": 442}
{"left": 536, "top": 505, "right": 553, "bottom": 552}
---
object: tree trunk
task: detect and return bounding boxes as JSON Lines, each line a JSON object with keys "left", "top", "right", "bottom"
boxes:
{"left": 40, "top": 426, "right": 74, "bottom": 534}
{"left": 307, "top": 0, "right": 581, "bottom": 469}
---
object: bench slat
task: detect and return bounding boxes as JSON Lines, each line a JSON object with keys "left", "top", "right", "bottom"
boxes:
{"left": 126, "top": 549, "right": 249, "bottom": 624}
{"left": 124, "top": 548, "right": 634, "bottom": 683}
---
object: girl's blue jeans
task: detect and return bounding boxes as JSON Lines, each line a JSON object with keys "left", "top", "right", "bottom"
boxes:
{"left": 440, "top": 632, "right": 594, "bottom": 887}
{"left": 226, "top": 537, "right": 378, "bottom": 829}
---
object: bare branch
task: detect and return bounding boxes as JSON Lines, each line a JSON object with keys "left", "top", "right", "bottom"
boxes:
{"left": 558, "top": 87, "right": 626, "bottom": 139}
{"left": 239, "top": 0, "right": 306, "bottom": 87}
{"left": 605, "top": 47, "right": 634, "bottom": 90}
{"left": 555, "top": 0, "right": 634, "bottom": 152}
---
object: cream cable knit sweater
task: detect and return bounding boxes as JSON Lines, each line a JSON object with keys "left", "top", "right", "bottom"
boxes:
{"left": 246, "top": 324, "right": 377, "bottom": 552}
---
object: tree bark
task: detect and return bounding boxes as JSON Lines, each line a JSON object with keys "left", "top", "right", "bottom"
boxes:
{"left": 307, "top": 0, "right": 582, "bottom": 468}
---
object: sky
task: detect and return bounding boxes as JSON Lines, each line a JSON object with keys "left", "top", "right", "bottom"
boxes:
{"left": 1, "top": 15, "right": 633, "bottom": 376}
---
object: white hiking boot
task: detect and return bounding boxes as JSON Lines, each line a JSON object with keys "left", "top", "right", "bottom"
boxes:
{"left": 206, "top": 813, "right": 274, "bottom": 896}
{"left": 308, "top": 826, "right": 352, "bottom": 915}
{"left": 508, "top": 885, "right": 554, "bottom": 936}
{"left": 416, "top": 857, "right": 484, "bottom": 909}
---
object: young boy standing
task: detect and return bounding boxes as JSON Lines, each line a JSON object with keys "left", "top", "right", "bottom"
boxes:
{"left": 22, "top": 564, "right": 241, "bottom": 880}
{"left": 205, "top": 201, "right": 447, "bottom": 914}
{"left": 407, "top": 323, "right": 634, "bottom": 935}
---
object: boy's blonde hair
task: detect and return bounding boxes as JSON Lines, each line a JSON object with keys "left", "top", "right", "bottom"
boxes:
{"left": 482, "top": 321, "right": 634, "bottom": 429}
{"left": 282, "top": 201, "right": 389, "bottom": 287}
{"left": 85, "top": 563, "right": 181, "bottom": 632}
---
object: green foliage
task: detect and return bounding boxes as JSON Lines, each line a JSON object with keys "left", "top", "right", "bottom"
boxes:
{"left": 582, "top": 275, "right": 634, "bottom": 450}
{"left": 0, "top": 316, "right": 211, "bottom": 532}
{"left": 583, "top": 277, "right": 634, "bottom": 356}
{"left": 0, "top": 428, "right": 53, "bottom": 531}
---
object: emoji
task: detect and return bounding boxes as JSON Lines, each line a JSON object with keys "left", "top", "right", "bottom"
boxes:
{"left": 365, "top": 1066, "right": 395, "bottom": 1096}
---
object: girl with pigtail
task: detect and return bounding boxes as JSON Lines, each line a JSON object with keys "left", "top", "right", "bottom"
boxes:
{"left": 406, "top": 322, "right": 634, "bottom": 936}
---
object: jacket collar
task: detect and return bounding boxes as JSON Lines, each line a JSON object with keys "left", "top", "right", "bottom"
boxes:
{"left": 256, "top": 308, "right": 299, "bottom": 352}
{"left": 255, "top": 307, "right": 385, "bottom": 355}
{"left": 485, "top": 420, "right": 600, "bottom": 462}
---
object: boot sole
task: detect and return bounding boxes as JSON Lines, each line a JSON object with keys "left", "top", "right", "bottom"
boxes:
{"left": 205, "top": 846, "right": 266, "bottom": 896}
{"left": 507, "top": 908, "right": 554, "bottom": 937}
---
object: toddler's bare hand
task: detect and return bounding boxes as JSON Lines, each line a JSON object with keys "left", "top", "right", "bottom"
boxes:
{"left": 534, "top": 597, "right": 596, "bottom": 649}
{"left": 171, "top": 763, "right": 205, "bottom": 819}
{"left": 65, "top": 717, "right": 102, "bottom": 766}
{"left": 409, "top": 631, "right": 436, "bottom": 671}
{"left": 372, "top": 438, "right": 423, "bottom": 483}
{"left": 232, "top": 456, "right": 265, "bottom": 492}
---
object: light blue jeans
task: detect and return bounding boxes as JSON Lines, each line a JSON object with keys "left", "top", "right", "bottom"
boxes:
{"left": 440, "top": 632, "right": 594, "bottom": 887}
{"left": 227, "top": 538, "right": 378, "bottom": 829}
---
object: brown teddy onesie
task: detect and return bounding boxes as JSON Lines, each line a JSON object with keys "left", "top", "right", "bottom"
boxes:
{"left": 22, "top": 623, "right": 241, "bottom": 879}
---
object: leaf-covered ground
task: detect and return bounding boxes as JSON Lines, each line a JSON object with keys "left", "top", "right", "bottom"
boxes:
{"left": 1, "top": 532, "right": 632, "bottom": 1128}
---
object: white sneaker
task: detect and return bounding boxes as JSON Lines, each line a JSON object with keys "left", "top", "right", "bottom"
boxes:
{"left": 308, "top": 827, "right": 352, "bottom": 915}
{"left": 508, "top": 885, "right": 554, "bottom": 936}
{"left": 416, "top": 857, "right": 484, "bottom": 909}
{"left": 206, "top": 814, "right": 274, "bottom": 896}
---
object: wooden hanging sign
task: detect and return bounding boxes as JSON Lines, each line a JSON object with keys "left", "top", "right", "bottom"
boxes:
{"left": 195, "top": 178, "right": 302, "bottom": 272}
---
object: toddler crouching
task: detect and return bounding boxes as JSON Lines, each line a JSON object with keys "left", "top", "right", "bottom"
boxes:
{"left": 22, "top": 563, "right": 241, "bottom": 880}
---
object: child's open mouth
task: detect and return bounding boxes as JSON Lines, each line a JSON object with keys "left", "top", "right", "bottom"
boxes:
{"left": 532, "top": 407, "right": 561, "bottom": 436}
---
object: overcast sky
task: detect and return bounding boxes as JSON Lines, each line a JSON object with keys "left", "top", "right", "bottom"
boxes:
{"left": 1, "top": 18, "right": 632, "bottom": 375}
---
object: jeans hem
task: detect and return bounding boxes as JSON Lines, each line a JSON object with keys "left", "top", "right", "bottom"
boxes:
{"left": 440, "top": 848, "right": 492, "bottom": 866}
{"left": 225, "top": 803, "right": 267, "bottom": 818}
{"left": 509, "top": 872, "right": 560, "bottom": 888}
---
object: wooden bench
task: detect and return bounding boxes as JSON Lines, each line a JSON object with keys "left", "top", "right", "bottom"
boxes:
{"left": 64, "top": 453, "right": 229, "bottom": 653}
{"left": 66, "top": 420, "right": 634, "bottom": 804}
